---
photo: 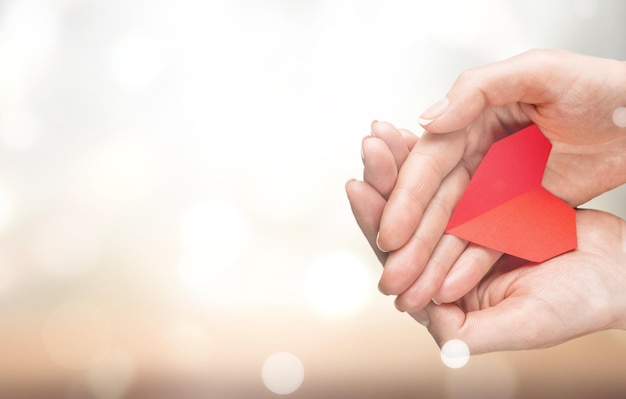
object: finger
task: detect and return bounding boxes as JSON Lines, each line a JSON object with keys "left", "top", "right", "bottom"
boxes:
{"left": 414, "top": 297, "right": 553, "bottom": 354}
{"left": 394, "top": 234, "right": 467, "bottom": 312}
{"left": 419, "top": 49, "right": 577, "bottom": 133}
{"left": 453, "top": 254, "right": 530, "bottom": 313}
{"left": 378, "top": 163, "right": 470, "bottom": 295}
{"left": 379, "top": 52, "right": 577, "bottom": 253}
{"left": 364, "top": 124, "right": 419, "bottom": 199}
{"left": 371, "top": 121, "right": 411, "bottom": 169}
{"left": 345, "top": 179, "right": 387, "bottom": 264}
{"left": 362, "top": 136, "right": 398, "bottom": 200}
{"left": 377, "top": 130, "right": 467, "bottom": 251}
{"left": 433, "top": 245, "right": 503, "bottom": 304}
{"left": 398, "top": 128, "right": 419, "bottom": 151}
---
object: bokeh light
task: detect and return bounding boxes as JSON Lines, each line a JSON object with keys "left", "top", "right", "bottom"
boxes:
{"left": 29, "top": 212, "right": 101, "bottom": 279}
{"left": 0, "top": 248, "right": 19, "bottom": 297}
{"left": 0, "top": 0, "right": 59, "bottom": 92}
{"left": 161, "top": 319, "right": 213, "bottom": 374}
{"left": 78, "top": 135, "right": 159, "bottom": 204}
{"left": 440, "top": 339, "right": 470, "bottom": 369}
{"left": 85, "top": 349, "right": 135, "bottom": 399}
{"left": 176, "top": 249, "right": 243, "bottom": 307}
{"left": 178, "top": 201, "right": 250, "bottom": 306}
{"left": 43, "top": 300, "right": 111, "bottom": 370}
{"left": 262, "top": 352, "right": 304, "bottom": 395}
{"left": 180, "top": 200, "right": 250, "bottom": 258}
{"left": 0, "top": 0, "right": 623, "bottom": 397}
{"left": 0, "top": 107, "right": 40, "bottom": 151}
{"left": 0, "top": 182, "right": 14, "bottom": 234}
{"left": 110, "top": 31, "right": 164, "bottom": 91}
{"left": 176, "top": 250, "right": 213, "bottom": 288}
{"left": 613, "top": 107, "right": 626, "bottom": 128}
{"left": 0, "top": 0, "right": 59, "bottom": 58}
{"left": 306, "top": 251, "right": 373, "bottom": 317}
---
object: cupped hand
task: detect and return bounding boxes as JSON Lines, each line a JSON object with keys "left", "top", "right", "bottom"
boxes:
{"left": 376, "top": 49, "right": 626, "bottom": 306}
{"left": 346, "top": 123, "right": 626, "bottom": 356}
{"left": 412, "top": 209, "right": 626, "bottom": 354}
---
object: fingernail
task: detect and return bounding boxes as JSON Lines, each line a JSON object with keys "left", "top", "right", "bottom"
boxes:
{"left": 361, "top": 135, "right": 372, "bottom": 160}
{"left": 411, "top": 309, "right": 430, "bottom": 327}
{"left": 345, "top": 178, "right": 356, "bottom": 191}
{"left": 371, "top": 120, "right": 378, "bottom": 130}
{"left": 418, "top": 97, "right": 449, "bottom": 126}
{"left": 432, "top": 298, "right": 442, "bottom": 305}
{"left": 376, "top": 232, "right": 389, "bottom": 253}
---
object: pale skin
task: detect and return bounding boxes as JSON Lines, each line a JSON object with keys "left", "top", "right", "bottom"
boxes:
{"left": 347, "top": 122, "right": 626, "bottom": 354}
{"left": 370, "top": 49, "right": 626, "bottom": 311}
{"left": 346, "top": 49, "right": 626, "bottom": 354}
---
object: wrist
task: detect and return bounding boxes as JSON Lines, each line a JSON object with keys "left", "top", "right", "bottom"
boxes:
{"left": 610, "top": 60, "right": 626, "bottom": 186}
{"left": 615, "top": 217, "right": 626, "bottom": 330}
{"left": 615, "top": 61, "right": 626, "bottom": 129}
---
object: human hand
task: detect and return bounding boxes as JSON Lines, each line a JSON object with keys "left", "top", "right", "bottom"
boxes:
{"left": 347, "top": 132, "right": 626, "bottom": 354}
{"left": 347, "top": 121, "right": 467, "bottom": 311}
{"left": 376, "top": 49, "right": 626, "bottom": 308}
{"left": 346, "top": 121, "right": 418, "bottom": 264}
{"left": 411, "top": 209, "right": 626, "bottom": 354}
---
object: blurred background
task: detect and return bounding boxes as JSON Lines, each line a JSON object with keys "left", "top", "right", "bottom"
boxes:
{"left": 0, "top": 0, "right": 625, "bottom": 398}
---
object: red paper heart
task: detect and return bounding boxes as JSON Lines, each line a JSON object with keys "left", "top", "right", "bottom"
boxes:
{"left": 445, "top": 124, "right": 577, "bottom": 262}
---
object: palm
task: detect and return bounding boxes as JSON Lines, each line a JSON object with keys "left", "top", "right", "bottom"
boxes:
{"left": 423, "top": 209, "right": 626, "bottom": 354}
{"left": 459, "top": 93, "right": 626, "bottom": 208}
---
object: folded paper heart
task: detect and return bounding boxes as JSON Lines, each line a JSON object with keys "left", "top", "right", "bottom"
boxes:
{"left": 445, "top": 124, "right": 577, "bottom": 262}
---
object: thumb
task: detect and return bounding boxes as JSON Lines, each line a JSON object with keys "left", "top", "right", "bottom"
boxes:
{"left": 415, "top": 297, "right": 549, "bottom": 355}
{"left": 418, "top": 49, "right": 575, "bottom": 133}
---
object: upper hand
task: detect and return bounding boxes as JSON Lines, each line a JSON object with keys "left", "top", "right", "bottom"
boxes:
{"left": 376, "top": 49, "right": 626, "bottom": 306}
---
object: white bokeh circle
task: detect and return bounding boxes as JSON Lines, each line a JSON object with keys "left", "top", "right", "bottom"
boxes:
{"left": 612, "top": 107, "right": 626, "bottom": 128}
{"left": 262, "top": 352, "right": 304, "bottom": 395}
{"left": 180, "top": 201, "right": 250, "bottom": 260}
{"left": 305, "top": 251, "right": 373, "bottom": 317}
{"left": 441, "top": 339, "right": 470, "bottom": 369}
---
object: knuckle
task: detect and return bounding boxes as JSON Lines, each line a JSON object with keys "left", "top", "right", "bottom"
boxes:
{"left": 456, "top": 67, "right": 482, "bottom": 86}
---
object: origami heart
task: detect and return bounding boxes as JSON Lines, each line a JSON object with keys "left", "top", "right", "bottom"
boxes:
{"left": 445, "top": 124, "right": 577, "bottom": 262}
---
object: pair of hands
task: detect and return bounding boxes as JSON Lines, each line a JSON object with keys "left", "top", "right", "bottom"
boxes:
{"left": 347, "top": 49, "right": 626, "bottom": 354}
